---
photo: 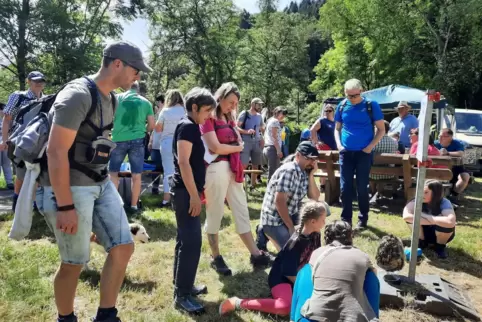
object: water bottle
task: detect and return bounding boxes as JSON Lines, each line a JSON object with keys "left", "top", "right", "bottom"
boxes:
{"left": 404, "top": 247, "right": 423, "bottom": 261}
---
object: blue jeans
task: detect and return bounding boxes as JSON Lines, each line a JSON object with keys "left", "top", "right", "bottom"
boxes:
{"left": 150, "top": 149, "right": 163, "bottom": 190}
{"left": 160, "top": 137, "right": 174, "bottom": 194}
{"left": 263, "top": 218, "right": 297, "bottom": 249}
{"left": 0, "top": 150, "right": 13, "bottom": 185}
{"left": 36, "top": 181, "right": 133, "bottom": 265}
{"left": 339, "top": 150, "right": 373, "bottom": 224}
{"left": 109, "top": 138, "right": 145, "bottom": 174}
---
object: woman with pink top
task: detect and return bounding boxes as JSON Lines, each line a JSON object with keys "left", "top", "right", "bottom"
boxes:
{"left": 201, "top": 82, "right": 272, "bottom": 277}
{"left": 409, "top": 129, "right": 446, "bottom": 169}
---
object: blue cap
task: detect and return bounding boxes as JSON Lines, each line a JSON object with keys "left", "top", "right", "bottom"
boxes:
{"left": 300, "top": 128, "right": 311, "bottom": 140}
{"left": 27, "top": 71, "right": 46, "bottom": 81}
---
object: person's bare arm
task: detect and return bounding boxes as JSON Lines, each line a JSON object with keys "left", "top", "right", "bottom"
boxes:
{"left": 146, "top": 115, "right": 155, "bottom": 132}
{"left": 310, "top": 121, "right": 321, "bottom": 144}
{"left": 272, "top": 127, "right": 282, "bottom": 156}
{"left": 432, "top": 209, "right": 456, "bottom": 228}
{"left": 402, "top": 201, "right": 435, "bottom": 226}
{"left": 335, "top": 121, "right": 343, "bottom": 151}
{"left": 155, "top": 121, "right": 163, "bottom": 133}
{"left": 447, "top": 150, "right": 464, "bottom": 157}
{"left": 47, "top": 124, "right": 77, "bottom": 206}
{"left": 364, "top": 119, "right": 385, "bottom": 153}
{"left": 286, "top": 276, "right": 296, "bottom": 284}
{"left": 203, "top": 131, "right": 243, "bottom": 155}
{"left": 274, "top": 192, "right": 295, "bottom": 233}
{"left": 1, "top": 115, "right": 11, "bottom": 146}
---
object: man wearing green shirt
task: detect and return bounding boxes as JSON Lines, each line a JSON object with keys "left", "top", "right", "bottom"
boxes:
{"left": 109, "top": 81, "right": 155, "bottom": 213}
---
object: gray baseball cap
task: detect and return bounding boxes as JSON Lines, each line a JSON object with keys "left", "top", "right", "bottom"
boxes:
{"left": 103, "top": 42, "right": 152, "bottom": 73}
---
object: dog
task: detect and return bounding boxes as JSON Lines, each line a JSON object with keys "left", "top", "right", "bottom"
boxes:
{"left": 84, "top": 223, "right": 150, "bottom": 271}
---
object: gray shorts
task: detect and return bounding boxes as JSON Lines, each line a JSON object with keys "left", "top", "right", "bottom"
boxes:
{"left": 240, "top": 140, "right": 263, "bottom": 166}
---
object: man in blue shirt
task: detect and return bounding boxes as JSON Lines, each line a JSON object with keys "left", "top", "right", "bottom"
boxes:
{"left": 434, "top": 128, "right": 470, "bottom": 205}
{"left": 334, "top": 79, "right": 385, "bottom": 230}
{"left": 389, "top": 101, "right": 419, "bottom": 148}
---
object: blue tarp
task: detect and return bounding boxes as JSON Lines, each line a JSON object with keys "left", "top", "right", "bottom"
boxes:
{"left": 325, "top": 85, "right": 447, "bottom": 110}
{"left": 362, "top": 85, "right": 447, "bottom": 110}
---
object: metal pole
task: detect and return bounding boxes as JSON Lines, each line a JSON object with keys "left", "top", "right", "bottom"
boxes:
{"left": 408, "top": 93, "right": 434, "bottom": 282}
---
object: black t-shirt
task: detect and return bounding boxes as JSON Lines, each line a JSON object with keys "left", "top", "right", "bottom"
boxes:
{"left": 268, "top": 232, "right": 318, "bottom": 289}
{"left": 171, "top": 116, "right": 205, "bottom": 192}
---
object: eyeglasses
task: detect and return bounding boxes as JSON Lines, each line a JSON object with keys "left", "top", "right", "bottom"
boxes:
{"left": 410, "top": 132, "right": 419, "bottom": 136}
{"left": 121, "top": 60, "right": 140, "bottom": 75}
{"left": 324, "top": 110, "right": 333, "bottom": 113}
{"left": 347, "top": 94, "right": 360, "bottom": 99}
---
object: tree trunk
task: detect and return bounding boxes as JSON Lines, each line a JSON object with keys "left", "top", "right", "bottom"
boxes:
{"left": 16, "top": 0, "right": 30, "bottom": 90}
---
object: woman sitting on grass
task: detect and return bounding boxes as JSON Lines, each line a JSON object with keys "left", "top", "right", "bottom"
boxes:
{"left": 219, "top": 200, "right": 329, "bottom": 317}
{"left": 292, "top": 220, "right": 379, "bottom": 322}
{"left": 402, "top": 179, "right": 456, "bottom": 259}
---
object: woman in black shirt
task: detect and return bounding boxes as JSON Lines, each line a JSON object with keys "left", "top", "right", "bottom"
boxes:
{"left": 171, "top": 87, "right": 216, "bottom": 314}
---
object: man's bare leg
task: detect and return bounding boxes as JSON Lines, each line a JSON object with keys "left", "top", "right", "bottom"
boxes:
{"left": 131, "top": 173, "right": 142, "bottom": 207}
{"left": 54, "top": 263, "right": 83, "bottom": 315}
{"left": 99, "top": 244, "right": 134, "bottom": 308}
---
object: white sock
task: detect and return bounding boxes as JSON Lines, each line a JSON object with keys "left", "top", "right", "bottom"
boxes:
{"left": 162, "top": 200, "right": 169, "bottom": 205}
{"left": 131, "top": 206, "right": 138, "bottom": 210}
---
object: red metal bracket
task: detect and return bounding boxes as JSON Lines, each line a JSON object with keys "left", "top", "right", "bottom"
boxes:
{"left": 418, "top": 159, "right": 433, "bottom": 168}
{"left": 428, "top": 92, "right": 441, "bottom": 102}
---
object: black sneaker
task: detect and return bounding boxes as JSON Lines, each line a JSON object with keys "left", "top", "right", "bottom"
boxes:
{"left": 250, "top": 251, "right": 274, "bottom": 268}
{"left": 210, "top": 255, "right": 232, "bottom": 276}
{"left": 58, "top": 314, "right": 78, "bottom": 322}
{"left": 160, "top": 201, "right": 171, "bottom": 208}
{"left": 6, "top": 183, "right": 14, "bottom": 190}
{"left": 91, "top": 317, "right": 120, "bottom": 322}
{"left": 435, "top": 244, "right": 448, "bottom": 259}
{"left": 355, "top": 221, "right": 368, "bottom": 231}
{"left": 174, "top": 294, "right": 205, "bottom": 314}
{"left": 125, "top": 207, "right": 140, "bottom": 216}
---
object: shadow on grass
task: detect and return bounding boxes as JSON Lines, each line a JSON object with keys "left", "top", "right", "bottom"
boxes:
{"left": 220, "top": 270, "right": 271, "bottom": 299}
{"left": 426, "top": 247, "right": 482, "bottom": 279}
{"left": 80, "top": 269, "right": 157, "bottom": 293}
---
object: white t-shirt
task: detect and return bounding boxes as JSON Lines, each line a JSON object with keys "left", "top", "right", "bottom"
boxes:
{"left": 154, "top": 105, "right": 186, "bottom": 148}
{"left": 264, "top": 117, "right": 281, "bottom": 147}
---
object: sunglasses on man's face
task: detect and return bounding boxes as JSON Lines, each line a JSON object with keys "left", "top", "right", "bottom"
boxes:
{"left": 347, "top": 94, "right": 360, "bottom": 99}
{"left": 324, "top": 110, "right": 333, "bottom": 113}
{"left": 121, "top": 60, "right": 140, "bottom": 75}
{"left": 410, "top": 132, "right": 419, "bottom": 136}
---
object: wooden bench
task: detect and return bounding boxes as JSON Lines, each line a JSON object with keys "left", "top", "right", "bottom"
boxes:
{"left": 315, "top": 152, "right": 462, "bottom": 205}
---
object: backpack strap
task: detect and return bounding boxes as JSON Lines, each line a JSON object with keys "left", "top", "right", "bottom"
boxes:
{"left": 241, "top": 110, "right": 250, "bottom": 130}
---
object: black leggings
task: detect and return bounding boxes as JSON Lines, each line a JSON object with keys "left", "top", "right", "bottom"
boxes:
{"left": 172, "top": 188, "right": 202, "bottom": 296}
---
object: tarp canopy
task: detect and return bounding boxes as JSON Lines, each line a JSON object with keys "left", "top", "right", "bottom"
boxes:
{"left": 361, "top": 84, "right": 447, "bottom": 110}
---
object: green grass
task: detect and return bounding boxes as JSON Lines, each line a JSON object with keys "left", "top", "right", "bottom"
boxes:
{"left": 0, "top": 180, "right": 481, "bottom": 321}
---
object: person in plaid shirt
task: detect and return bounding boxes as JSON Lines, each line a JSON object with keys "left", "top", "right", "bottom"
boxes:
{"left": 0, "top": 71, "right": 45, "bottom": 211}
{"left": 369, "top": 121, "right": 398, "bottom": 203}
{"left": 260, "top": 141, "right": 321, "bottom": 250}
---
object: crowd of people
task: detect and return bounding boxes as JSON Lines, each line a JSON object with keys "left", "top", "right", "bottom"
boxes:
{"left": 0, "top": 41, "right": 464, "bottom": 322}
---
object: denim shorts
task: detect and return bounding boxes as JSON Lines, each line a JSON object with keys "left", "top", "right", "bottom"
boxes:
{"left": 109, "top": 138, "right": 145, "bottom": 174}
{"left": 36, "top": 181, "right": 133, "bottom": 265}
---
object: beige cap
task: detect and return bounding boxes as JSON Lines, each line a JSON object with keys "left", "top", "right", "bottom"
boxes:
{"left": 251, "top": 97, "right": 264, "bottom": 105}
{"left": 396, "top": 101, "right": 411, "bottom": 109}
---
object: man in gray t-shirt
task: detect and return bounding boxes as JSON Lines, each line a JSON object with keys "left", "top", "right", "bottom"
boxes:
{"left": 237, "top": 97, "right": 265, "bottom": 187}
{"left": 36, "top": 41, "right": 152, "bottom": 322}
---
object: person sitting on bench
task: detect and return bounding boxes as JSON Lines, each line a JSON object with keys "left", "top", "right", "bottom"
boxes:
{"left": 402, "top": 179, "right": 456, "bottom": 259}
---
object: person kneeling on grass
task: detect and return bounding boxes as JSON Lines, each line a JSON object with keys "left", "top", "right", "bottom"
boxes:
{"left": 402, "top": 179, "right": 456, "bottom": 259}
{"left": 291, "top": 220, "right": 380, "bottom": 322}
{"left": 219, "top": 200, "right": 329, "bottom": 317}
